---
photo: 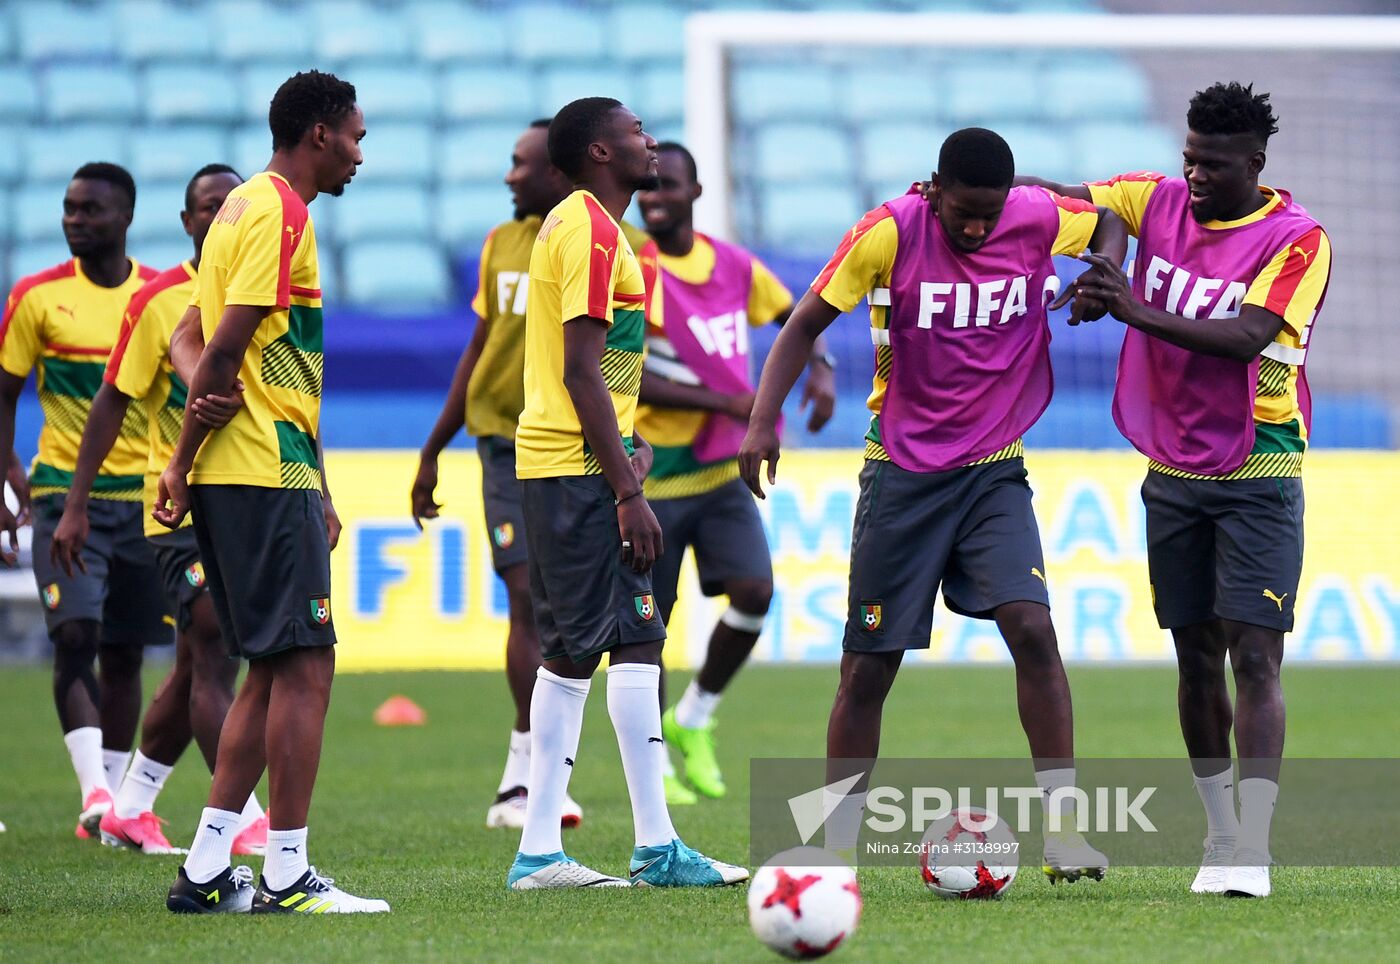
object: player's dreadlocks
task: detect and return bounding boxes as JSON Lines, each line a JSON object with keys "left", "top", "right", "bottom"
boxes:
{"left": 1187, "top": 82, "right": 1279, "bottom": 147}
{"left": 268, "top": 70, "right": 358, "bottom": 152}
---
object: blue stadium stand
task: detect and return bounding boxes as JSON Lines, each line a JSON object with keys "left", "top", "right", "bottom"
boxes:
{"left": 145, "top": 64, "right": 241, "bottom": 123}
{"left": 632, "top": 64, "right": 685, "bottom": 129}
{"left": 754, "top": 123, "right": 854, "bottom": 184}
{"left": 342, "top": 241, "right": 451, "bottom": 306}
{"left": 311, "top": 1, "right": 411, "bottom": 62}
{"left": 12, "top": 183, "right": 56, "bottom": 243}
{"left": 508, "top": 4, "right": 606, "bottom": 63}
{"left": 409, "top": 1, "right": 510, "bottom": 63}
{"left": 441, "top": 65, "right": 537, "bottom": 123}
{"left": 334, "top": 185, "right": 432, "bottom": 244}
{"left": 437, "top": 123, "right": 525, "bottom": 183}
{"left": 858, "top": 121, "right": 940, "bottom": 188}
{"left": 117, "top": 0, "right": 215, "bottom": 62}
{"left": 24, "top": 124, "right": 129, "bottom": 182}
{"left": 731, "top": 64, "right": 839, "bottom": 122}
{"left": 841, "top": 63, "right": 942, "bottom": 123}
{"left": 435, "top": 184, "right": 512, "bottom": 249}
{"left": 540, "top": 66, "right": 635, "bottom": 118}
{"left": 125, "top": 180, "right": 188, "bottom": 242}
{"left": 1043, "top": 58, "right": 1150, "bottom": 121}
{"left": 943, "top": 58, "right": 1044, "bottom": 125}
{"left": 42, "top": 65, "right": 138, "bottom": 122}
{"left": 14, "top": 2, "right": 118, "bottom": 61}
{"left": 351, "top": 123, "right": 435, "bottom": 184}
{"left": 608, "top": 3, "right": 688, "bottom": 63}
{"left": 761, "top": 184, "right": 863, "bottom": 254}
{"left": 1071, "top": 122, "right": 1181, "bottom": 180}
{"left": 129, "top": 125, "right": 229, "bottom": 183}
{"left": 351, "top": 66, "right": 438, "bottom": 123}
{"left": 211, "top": 1, "right": 313, "bottom": 62}
{"left": 0, "top": 66, "right": 39, "bottom": 121}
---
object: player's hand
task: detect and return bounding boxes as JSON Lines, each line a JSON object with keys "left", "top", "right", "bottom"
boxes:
{"left": 723, "top": 391, "right": 756, "bottom": 422}
{"left": 1063, "top": 253, "right": 1136, "bottom": 320}
{"left": 629, "top": 438, "right": 654, "bottom": 484}
{"left": 410, "top": 456, "right": 441, "bottom": 530}
{"left": 617, "top": 496, "right": 663, "bottom": 574}
{"left": 323, "top": 497, "right": 342, "bottom": 551}
{"left": 738, "top": 420, "right": 781, "bottom": 500}
{"left": 50, "top": 505, "right": 89, "bottom": 577}
{"left": 153, "top": 462, "right": 192, "bottom": 530}
{"left": 800, "top": 363, "right": 836, "bottom": 433}
{"left": 1050, "top": 275, "right": 1111, "bottom": 326}
{"left": 7, "top": 449, "right": 30, "bottom": 526}
{"left": 0, "top": 504, "right": 19, "bottom": 567}
{"left": 190, "top": 379, "right": 245, "bottom": 429}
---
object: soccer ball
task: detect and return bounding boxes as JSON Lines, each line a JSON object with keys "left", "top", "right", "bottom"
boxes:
{"left": 747, "top": 848, "right": 862, "bottom": 959}
{"left": 919, "top": 808, "right": 1018, "bottom": 900}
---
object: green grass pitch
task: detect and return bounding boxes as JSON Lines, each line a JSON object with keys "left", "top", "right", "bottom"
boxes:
{"left": 2, "top": 663, "right": 1398, "bottom": 961}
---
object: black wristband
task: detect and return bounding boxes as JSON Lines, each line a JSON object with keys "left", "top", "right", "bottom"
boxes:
{"left": 614, "top": 489, "right": 643, "bottom": 507}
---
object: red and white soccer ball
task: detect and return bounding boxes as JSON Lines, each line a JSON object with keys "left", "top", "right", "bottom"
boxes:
{"left": 919, "top": 808, "right": 1019, "bottom": 900}
{"left": 748, "top": 847, "right": 862, "bottom": 959}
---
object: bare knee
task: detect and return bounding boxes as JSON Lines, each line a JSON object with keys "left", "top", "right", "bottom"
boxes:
{"left": 1174, "top": 623, "right": 1230, "bottom": 687}
{"left": 97, "top": 642, "right": 143, "bottom": 681}
{"left": 837, "top": 652, "right": 901, "bottom": 706}
{"left": 726, "top": 580, "right": 773, "bottom": 618}
{"left": 995, "top": 603, "right": 1059, "bottom": 667}
{"left": 1230, "top": 637, "right": 1282, "bottom": 690}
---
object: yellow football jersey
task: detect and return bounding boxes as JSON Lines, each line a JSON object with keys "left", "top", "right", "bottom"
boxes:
{"left": 0, "top": 257, "right": 158, "bottom": 500}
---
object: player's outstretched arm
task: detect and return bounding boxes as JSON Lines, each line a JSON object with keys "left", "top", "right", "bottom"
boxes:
{"left": 739, "top": 290, "right": 841, "bottom": 498}
{"left": 562, "top": 316, "right": 663, "bottom": 574}
{"left": 50, "top": 383, "right": 133, "bottom": 576}
{"left": 411, "top": 316, "right": 487, "bottom": 528}
{"left": 1051, "top": 208, "right": 1131, "bottom": 326}
{"left": 155, "top": 304, "right": 266, "bottom": 528}
{"left": 638, "top": 370, "right": 752, "bottom": 419}
{"left": 0, "top": 372, "right": 26, "bottom": 564}
{"left": 1014, "top": 174, "right": 1093, "bottom": 202}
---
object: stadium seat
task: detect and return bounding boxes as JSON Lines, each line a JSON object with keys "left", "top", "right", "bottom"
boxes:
{"left": 608, "top": 4, "right": 687, "bottom": 63}
{"left": 507, "top": 5, "right": 605, "bottom": 63}
{"left": 753, "top": 123, "right": 854, "bottom": 183}
{"left": 14, "top": 183, "right": 61, "bottom": 243}
{"left": 761, "top": 183, "right": 863, "bottom": 254}
{"left": 944, "top": 59, "right": 1044, "bottom": 125}
{"left": 127, "top": 181, "right": 189, "bottom": 242}
{"left": 15, "top": 2, "right": 118, "bottom": 61}
{"left": 348, "top": 66, "right": 437, "bottom": 123}
{"left": 231, "top": 125, "right": 273, "bottom": 179}
{"left": 0, "top": 66, "right": 39, "bottom": 121}
{"left": 311, "top": 1, "right": 411, "bottom": 62}
{"left": 632, "top": 65, "right": 685, "bottom": 129}
{"left": 134, "top": 240, "right": 195, "bottom": 274}
{"left": 435, "top": 183, "right": 511, "bottom": 249}
{"left": 342, "top": 241, "right": 452, "bottom": 306}
{"left": 539, "top": 66, "right": 635, "bottom": 117}
{"left": 42, "top": 65, "right": 139, "bottom": 122}
{"left": 144, "top": 65, "right": 240, "bottom": 123}
{"left": 437, "top": 124, "right": 524, "bottom": 184}
{"left": 440, "top": 65, "right": 538, "bottom": 122}
{"left": 211, "top": 1, "right": 313, "bottom": 62}
{"left": 0, "top": 9, "right": 12, "bottom": 60}
{"left": 334, "top": 185, "right": 432, "bottom": 243}
{"left": 1071, "top": 122, "right": 1180, "bottom": 181}
{"left": 129, "top": 126, "right": 230, "bottom": 183}
{"left": 24, "top": 125, "right": 129, "bottom": 183}
{"left": 1043, "top": 59, "right": 1150, "bottom": 122}
{"left": 0, "top": 126, "right": 23, "bottom": 184}
{"left": 408, "top": 1, "right": 509, "bottom": 63}
{"left": 731, "top": 64, "right": 839, "bottom": 122}
{"left": 9, "top": 241, "right": 74, "bottom": 282}
{"left": 0, "top": 189, "right": 10, "bottom": 244}
{"left": 857, "top": 121, "right": 940, "bottom": 185}
{"left": 842, "top": 63, "right": 942, "bottom": 122}
{"left": 117, "top": 0, "right": 215, "bottom": 62}
{"left": 354, "top": 123, "right": 434, "bottom": 184}
{"left": 996, "top": 123, "right": 1077, "bottom": 183}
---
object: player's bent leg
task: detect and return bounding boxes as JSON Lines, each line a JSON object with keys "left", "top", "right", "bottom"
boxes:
{"left": 664, "top": 579, "right": 773, "bottom": 801}
{"left": 51, "top": 619, "right": 111, "bottom": 837}
{"left": 1172, "top": 620, "right": 1240, "bottom": 893}
{"left": 821, "top": 651, "right": 903, "bottom": 861}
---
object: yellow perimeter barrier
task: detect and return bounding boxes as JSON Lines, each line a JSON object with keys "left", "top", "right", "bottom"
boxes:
{"left": 325, "top": 450, "right": 1400, "bottom": 670}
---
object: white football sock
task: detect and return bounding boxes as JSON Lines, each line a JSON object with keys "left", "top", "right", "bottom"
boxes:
{"left": 114, "top": 751, "right": 172, "bottom": 818}
{"left": 1192, "top": 766, "right": 1240, "bottom": 843}
{"left": 102, "top": 749, "right": 131, "bottom": 791}
{"left": 518, "top": 668, "right": 590, "bottom": 857}
{"left": 238, "top": 791, "right": 264, "bottom": 830}
{"left": 607, "top": 663, "right": 676, "bottom": 848}
{"left": 1036, "top": 767, "right": 1080, "bottom": 830}
{"left": 497, "top": 729, "right": 531, "bottom": 794}
{"left": 823, "top": 790, "right": 866, "bottom": 854}
{"left": 674, "top": 680, "right": 721, "bottom": 730}
{"left": 63, "top": 727, "right": 107, "bottom": 800}
{"left": 183, "top": 806, "right": 241, "bottom": 884}
{"left": 1236, "top": 777, "right": 1278, "bottom": 858}
{"left": 263, "top": 827, "right": 310, "bottom": 891}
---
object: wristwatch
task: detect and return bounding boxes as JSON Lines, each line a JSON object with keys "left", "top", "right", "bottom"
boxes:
{"left": 812, "top": 351, "right": 837, "bottom": 370}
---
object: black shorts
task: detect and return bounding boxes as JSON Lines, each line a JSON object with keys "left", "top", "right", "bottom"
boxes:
{"left": 1142, "top": 471, "right": 1304, "bottom": 632}
{"left": 521, "top": 475, "right": 667, "bottom": 663}
{"left": 844, "top": 458, "right": 1050, "bottom": 653}
{"left": 477, "top": 436, "right": 528, "bottom": 572}
{"left": 147, "top": 526, "right": 209, "bottom": 633}
{"left": 649, "top": 478, "right": 773, "bottom": 620}
{"left": 30, "top": 494, "right": 172, "bottom": 646}
{"left": 190, "top": 484, "right": 335, "bottom": 660}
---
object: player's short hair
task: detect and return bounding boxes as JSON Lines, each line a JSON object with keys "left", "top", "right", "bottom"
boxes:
{"left": 656, "top": 141, "right": 698, "bottom": 183}
{"left": 71, "top": 162, "right": 136, "bottom": 210}
{"left": 268, "top": 70, "right": 358, "bottom": 152}
{"left": 548, "top": 97, "right": 623, "bottom": 178}
{"left": 1187, "top": 81, "right": 1279, "bottom": 146}
{"left": 184, "top": 163, "right": 241, "bottom": 212}
{"left": 937, "top": 128, "right": 1014, "bottom": 189}
{"left": 529, "top": 117, "right": 552, "bottom": 130}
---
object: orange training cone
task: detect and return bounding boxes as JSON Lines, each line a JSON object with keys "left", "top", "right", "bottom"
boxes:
{"left": 373, "top": 695, "right": 427, "bottom": 726}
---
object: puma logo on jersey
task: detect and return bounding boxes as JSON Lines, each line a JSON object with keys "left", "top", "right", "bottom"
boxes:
{"left": 1290, "top": 245, "right": 1314, "bottom": 265}
{"left": 593, "top": 242, "right": 614, "bottom": 259}
{"left": 1030, "top": 567, "right": 1046, "bottom": 584}
{"left": 1262, "top": 589, "right": 1289, "bottom": 611}
{"left": 56, "top": 304, "right": 76, "bottom": 319}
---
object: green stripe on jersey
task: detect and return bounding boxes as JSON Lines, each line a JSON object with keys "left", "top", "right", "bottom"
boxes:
{"left": 1252, "top": 419, "right": 1305, "bottom": 454}
{"left": 286, "top": 304, "right": 324, "bottom": 354}
{"left": 275, "top": 420, "right": 319, "bottom": 468}
{"left": 605, "top": 307, "right": 645, "bottom": 353}
{"left": 41, "top": 357, "right": 105, "bottom": 400}
{"left": 30, "top": 462, "right": 143, "bottom": 494}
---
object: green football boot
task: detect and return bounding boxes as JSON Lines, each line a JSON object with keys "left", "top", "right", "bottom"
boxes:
{"left": 662, "top": 706, "right": 726, "bottom": 799}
